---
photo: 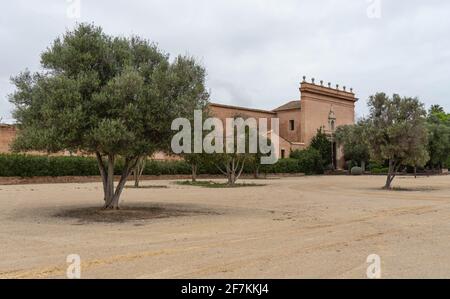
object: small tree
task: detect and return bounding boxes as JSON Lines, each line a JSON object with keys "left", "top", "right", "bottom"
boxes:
{"left": 212, "top": 116, "right": 260, "bottom": 185}
{"left": 247, "top": 135, "right": 273, "bottom": 179}
{"left": 248, "top": 151, "right": 264, "bottom": 179}
{"left": 214, "top": 152, "right": 248, "bottom": 185}
{"left": 310, "top": 127, "right": 332, "bottom": 168}
{"left": 184, "top": 153, "right": 211, "bottom": 182}
{"left": 335, "top": 121, "right": 370, "bottom": 171}
{"left": 366, "top": 93, "right": 429, "bottom": 189}
{"left": 180, "top": 108, "right": 213, "bottom": 182}
{"left": 9, "top": 24, "right": 209, "bottom": 209}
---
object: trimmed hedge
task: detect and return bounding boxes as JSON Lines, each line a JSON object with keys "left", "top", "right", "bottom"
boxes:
{"left": 0, "top": 154, "right": 322, "bottom": 177}
{"left": 289, "top": 148, "right": 324, "bottom": 175}
{"left": 0, "top": 154, "right": 99, "bottom": 177}
{"left": 371, "top": 167, "right": 389, "bottom": 175}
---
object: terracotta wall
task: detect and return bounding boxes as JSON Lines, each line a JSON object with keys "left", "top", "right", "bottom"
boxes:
{"left": 208, "top": 103, "right": 276, "bottom": 130}
{"left": 299, "top": 82, "right": 356, "bottom": 168}
{"left": 0, "top": 125, "right": 16, "bottom": 153}
{"left": 276, "top": 109, "right": 302, "bottom": 143}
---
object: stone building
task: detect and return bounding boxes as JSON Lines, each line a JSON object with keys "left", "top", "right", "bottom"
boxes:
{"left": 208, "top": 79, "right": 357, "bottom": 168}
{"left": 0, "top": 78, "right": 357, "bottom": 168}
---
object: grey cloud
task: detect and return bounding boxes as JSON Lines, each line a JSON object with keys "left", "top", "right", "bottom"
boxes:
{"left": 1, "top": 0, "right": 449, "bottom": 120}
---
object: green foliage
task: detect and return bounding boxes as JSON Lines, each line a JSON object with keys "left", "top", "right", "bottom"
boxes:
{"left": 208, "top": 116, "right": 272, "bottom": 184}
{"left": 289, "top": 148, "right": 324, "bottom": 175}
{"left": 8, "top": 24, "right": 209, "bottom": 208}
{"left": 366, "top": 93, "right": 429, "bottom": 167}
{"left": 368, "top": 161, "right": 387, "bottom": 170}
{"left": 350, "top": 166, "right": 363, "bottom": 175}
{"left": 366, "top": 93, "right": 429, "bottom": 188}
{"left": 261, "top": 158, "right": 299, "bottom": 174}
{"left": 371, "top": 167, "right": 389, "bottom": 175}
{"left": 427, "top": 105, "right": 450, "bottom": 169}
{"left": 335, "top": 121, "right": 370, "bottom": 165}
{"left": 0, "top": 154, "right": 99, "bottom": 177}
{"left": 428, "top": 105, "right": 450, "bottom": 123}
{"left": 10, "top": 26, "right": 209, "bottom": 156}
{"left": 309, "top": 127, "right": 331, "bottom": 167}
{"left": 0, "top": 154, "right": 320, "bottom": 177}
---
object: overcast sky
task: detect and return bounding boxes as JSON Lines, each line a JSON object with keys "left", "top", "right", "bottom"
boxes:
{"left": 1, "top": 0, "right": 449, "bottom": 122}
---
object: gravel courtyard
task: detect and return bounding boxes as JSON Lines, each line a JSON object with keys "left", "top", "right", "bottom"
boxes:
{"left": 1, "top": 175, "right": 449, "bottom": 278}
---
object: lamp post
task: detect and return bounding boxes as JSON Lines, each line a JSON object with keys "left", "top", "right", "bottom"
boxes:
{"left": 328, "top": 108, "right": 336, "bottom": 171}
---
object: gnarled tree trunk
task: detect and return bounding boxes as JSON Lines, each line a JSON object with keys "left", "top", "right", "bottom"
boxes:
{"left": 96, "top": 153, "right": 140, "bottom": 210}
{"left": 191, "top": 163, "right": 198, "bottom": 182}
{"left": 217, "top": 157, "right": 245, "bottom": 186}
{"left": 254, "top": 165, "right": 260, "bottom": 179}
{"left": 384, "top": 159, "right": 400, "bottom": 190}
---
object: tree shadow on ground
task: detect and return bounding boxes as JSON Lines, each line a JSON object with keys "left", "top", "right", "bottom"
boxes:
{"left": 124, "top": 185, "right": 168, "bottom": 189}
{"left": 365, "top": 186, "right": 442, "bottom": 192}
{"left": 390, "top": 186, "right": 441, "bottom": 192}
{"left": 53, "top": 203, "right": 221, "bottom": 224}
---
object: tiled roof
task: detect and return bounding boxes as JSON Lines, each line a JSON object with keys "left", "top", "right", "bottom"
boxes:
{"left": 273, "top": 101, "right": 301, "bottom": 112}
{"left": 209, "top": 103, "right": 276, "bottom": 114}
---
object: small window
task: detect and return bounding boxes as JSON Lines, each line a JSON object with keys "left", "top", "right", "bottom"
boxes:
{"left": 281, "top": 149, "right": 286, "bottom": 159}
{"left": 289, "top": 120, "right": 295, "bottom": 131}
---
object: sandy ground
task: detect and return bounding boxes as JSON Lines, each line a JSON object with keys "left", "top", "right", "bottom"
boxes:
{"left": 0, "top": 175, "right": 449, "bottom": 279}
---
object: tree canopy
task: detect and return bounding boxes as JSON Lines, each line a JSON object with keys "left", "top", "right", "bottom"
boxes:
{"left": 366, "top": 93, "right": 429, "bottom": 189}
{"left": 335, "top": 121, "right": 370, "bottom": 170}
{"left": 309, "top": 127, "right": 332, "bottom": 168}
{"left": 427, "top": 105, "right": 450, "bottom": 170}
{"left": 9, "top": 24, "right": 209, "bottom": 208}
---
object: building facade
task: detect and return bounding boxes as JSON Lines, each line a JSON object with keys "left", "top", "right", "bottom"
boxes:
{"left": 209, "top": 80, "right": 357, "bottom": 168}
{"left": 0, "top": 79, "right": 357, "bottom": 168}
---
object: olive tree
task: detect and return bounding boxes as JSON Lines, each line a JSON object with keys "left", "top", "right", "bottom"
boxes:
{"left": 309, "top": 128, "right": 332, "bottom": 168}
{"left": 9, "top": 24, "right": 209, "bottom": 209}
{"left": 366, "top": 93, "right": 429, "bottom": 189}
{"left": 335, "top": 121, "right": 370, "bottom": 171}
{"left": 212, "top": 115, "right": 260, "bottom": 185}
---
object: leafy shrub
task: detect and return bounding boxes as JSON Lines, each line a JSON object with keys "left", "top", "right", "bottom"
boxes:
{"left": 371, "top": 167, "right": 389, "bottom": 175}
{"left": 368, "top": 161, "right": 387, "bottom": 171}
{"left": 351, "top": 166, "right": 363, "bottom": 175}
{"left": 446, "top": 156, "right": 450, "bottom": 169}
{"left": 0, "top": 154, "right": 99, "bottom": 177}
{"left": 309, "top": 128, "right": 332, "bottom": 167}
{"left": 289, "top": 148, "right": 324, "bottom": 175}
{"left": 0, "top": 154, "right": 323, "bottom": 177}
{"left": 262, "top": 158, "right": 300, "bottom": 174}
